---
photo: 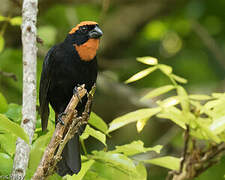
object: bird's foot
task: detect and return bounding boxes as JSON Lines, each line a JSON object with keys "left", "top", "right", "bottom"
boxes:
{"left": 57, "top": 112, "right": 66, "bottom": 125}
{"left": 73, "top": 85, "right": 82, "bottom": 103}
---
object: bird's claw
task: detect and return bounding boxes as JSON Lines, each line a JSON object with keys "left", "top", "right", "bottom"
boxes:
{"left": 73, "top": 85, "right": 82, "bottom": 103}
{"left": 58, "top": 112, "right": 66, "bottom": 125}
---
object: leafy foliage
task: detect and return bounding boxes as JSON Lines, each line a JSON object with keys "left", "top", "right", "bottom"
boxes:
{"left": 0, "top": 152, "right": 13, "bottom": 175}
{"left": 111, "top": 140, "right": 162, "bottom": 156}
{"left": 0, "top": 92, "right": 8, "bottom": 113}
{"left": 108, "top": 108, "right": 161, "bottom": 133}
{"left": 0, "top": 15, "right": 22, "bottom": 53}
{"left": 80, "top": 125, "right": 106, "bottom": 146}
{"left": 0, "top": 90, "right": 163, "bottom": 179}
{"left": 0, "top": 35, "right": 4, "bottom": 53}
{"left": 0, "top": 56, "right": 225, "bottom": 179}
{"left": 144, "top": 156, "right": 181, "bottom": 171}
{"left": 118, "top": 57, "right": 225, "bottom": 145}
{"left": 88, "top": 112, "right": 108, "bottom": 134}
{"left": 0, "top": 114, "right": 29, "bottom": 144}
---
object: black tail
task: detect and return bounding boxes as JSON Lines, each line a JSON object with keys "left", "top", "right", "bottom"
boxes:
{"left": 56, "top": 134, "right": 81, "bottom": 176}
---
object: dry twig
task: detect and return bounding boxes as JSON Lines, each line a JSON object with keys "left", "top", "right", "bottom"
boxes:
{"left": 0, "top": 70, "right": 17, "bottom": 81}
{"left": 167, "top": 128, "right": 225, "bottom": 180}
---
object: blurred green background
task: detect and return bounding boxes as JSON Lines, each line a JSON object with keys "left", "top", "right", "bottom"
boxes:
{"left": 0, "top": 0, "right": 224, "bottom": 179}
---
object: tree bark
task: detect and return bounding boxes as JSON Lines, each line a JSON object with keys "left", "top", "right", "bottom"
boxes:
{"left": 11, "top": 0, "right": 38, "bottom": 179}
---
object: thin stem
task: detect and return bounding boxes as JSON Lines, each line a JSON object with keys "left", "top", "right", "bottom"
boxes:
{"left": 0, "top": 14, "right": 12, "bottom": 36}
{"left": 80, "top": 139, "right": 87, "bottom": 155}
{"left": 0, "top": 20, "right": 9, "bottom": 36}
{"left": 168, "top": 75, "right": 178, "bottom": 87}
{"left": 0, "top": 70, "right": 17, "bottom": 81}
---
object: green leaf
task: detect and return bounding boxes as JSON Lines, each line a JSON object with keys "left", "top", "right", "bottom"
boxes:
{"left": 81, "top": 155, "right": 88, "bottom": 161}
{"left": 136, "top": 56, "right": 158, "bottom": 65}
{"left": 0, "top": 114, "right": 29, "bottom": 144}
{"left": 67, "top": 160, "right": 95, "bottom": 180}
{"left": 28, "top": 130, "right": 53, "bottom": 173}
{"left": 135, "top": 163, "right": 147, "bottom": 180}
{"left": 46, "top": 174, "right": 62, "bottom": 180}
{"left": 85, "top": 161, "right": 126, "bottom": 180}
{"left": 189, "top": 94, "right": 212, "bottom": 100}
{"left": 204, "top": 100, "right": 220, "bottom": 111}
{"left": 0, "top": 92, "right": 8, "bottom": 113}
{"left": 157, "top": 106, "right": 186, "bottom": 129}
{"left": 112, "top": 140, "right": 162, "bottom": 156}
{"left": 0, "top": 15, "right": 6, "bottom": 21}
{"left": 208, "top": 98, "right": 225, "bottom": 118}
{"left": 136, "top": 118, "right": 148, "bottom": 132}
{"left": 177, "top": 86, "right": 189, "bottom": 112}
{"left": 81, "top": 125, "right": 106, "bottom": 146}
{"left": 4, "top": 103, "right": 22, "bottom": 122}
{"left": 0, "top": 132, "right": 16, "bottom": 156}
{"left": 141, "top": 85, "right": 175, "bottom": 100}
{"left": 85, "top": 161, "right": 147, "bottom": 180}
{"left": 196, "top": 120, "right": 221, "bottom": 143}
{"left": 211, "top": 93, "right": 224, "bottom": 98}
{"left": 9, "top": 16, "right": 22, "bottom": 26}
{"left": 125, "top": 67, "right": 157, "bottom": 84}
{"left": 80, "top": 130, "right": 89, "bottom": 140}
{"left": 159, "top": 96, "right": 180, "bottom": 108}
{"left": 145, "top": 156, "right": 181, "bottom": 171}
{"left": 158, "top": 64, "right": 172, "bottom": 75}
{"left": 108, "top": 107, "right": 161, "bottom": 133}
{"left": 0, "top": 35, "right": 5, "bottom": 53}
{"left": 0, "top": 153, "right": 13, "bottom": 175}
{"left": 210, "top": 115, "right": 225, "bottom": 135}
{"left": 83, "top": 171, "right": 107, "bottom": 180}
{"left": 91, "top": 151, "right": 136, "bottom": 173}
{"left": 89, "top": 112, "right": 108, "bottom": 134}
{"left": 171, "top": 74, "right": 187, "bottom": 84}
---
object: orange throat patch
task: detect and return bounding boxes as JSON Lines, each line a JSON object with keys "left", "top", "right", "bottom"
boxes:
{"left": 74, "top": 39, "right": 100, "bottom": 61}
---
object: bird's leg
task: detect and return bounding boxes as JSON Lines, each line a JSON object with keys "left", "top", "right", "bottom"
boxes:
{"left": 73, "top": 85, "right": 82, "bottom": 103}
{"left": 77, "top": 111, "right": 89, "bottom": 135}
{"left": 70, "top": 111, "right": 85, "bottom": 135}
{"left": 57, "top": 112, "right": 66, "bottom": 125}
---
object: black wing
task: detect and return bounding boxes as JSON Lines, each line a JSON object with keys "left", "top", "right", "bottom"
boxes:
{"left": 39, "top": 46, "right": 56, "bottom": 131}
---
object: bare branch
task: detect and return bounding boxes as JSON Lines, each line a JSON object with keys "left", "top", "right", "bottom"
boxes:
{"left": 191, "top": 19, "right": 225, "bottom": 70}
{"left": 0, "top": 70, "right": 17, "bottom": 81}
{"left": 11, "top": 0, "right": 38, "bottom": 179}
{"left": 179, "top": 126, "right": 190, "bottom": 174}
{"left": 167, "top": 141, "right": 225, "bottom": 180}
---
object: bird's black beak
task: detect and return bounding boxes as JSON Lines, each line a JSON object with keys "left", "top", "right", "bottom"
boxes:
{"left": 88, "top": 26, "right": 103, "bottom": 39}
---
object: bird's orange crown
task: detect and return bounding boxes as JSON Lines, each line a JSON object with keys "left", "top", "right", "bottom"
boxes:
{"left": 69, "top": 21, "right": 98, "bottom": 34}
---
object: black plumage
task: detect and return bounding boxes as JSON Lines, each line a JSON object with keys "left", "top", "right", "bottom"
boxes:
{"left": 39, "top": 21, "right": 102, "bottom": 176}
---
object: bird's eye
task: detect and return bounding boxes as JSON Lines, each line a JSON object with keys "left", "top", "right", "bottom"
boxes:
{"left": 79, "top": 26, "right": 88, "bottom": 33}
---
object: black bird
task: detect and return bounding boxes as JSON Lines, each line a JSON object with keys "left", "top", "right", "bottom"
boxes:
{"left": 39, "top": 21, "right": 103, "bottom": 176}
